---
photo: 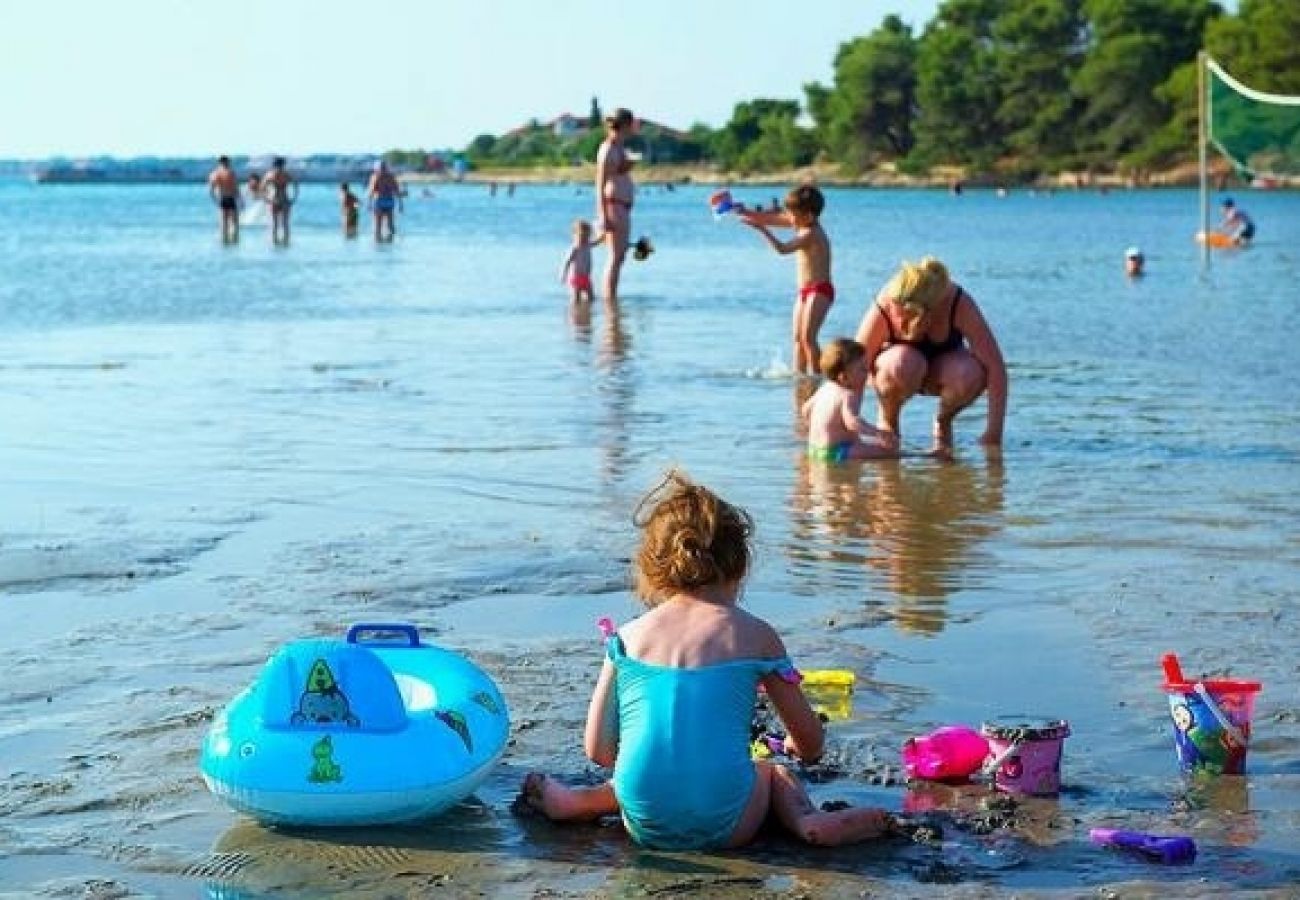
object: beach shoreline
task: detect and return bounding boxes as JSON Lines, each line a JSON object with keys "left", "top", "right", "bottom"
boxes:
{"left": 407, "top": 160, "right": 1293, "bottom": 190}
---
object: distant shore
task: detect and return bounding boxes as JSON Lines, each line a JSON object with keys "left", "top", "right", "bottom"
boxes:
{"left": 408, "top": 160, "right": 1294, "bottom": 190}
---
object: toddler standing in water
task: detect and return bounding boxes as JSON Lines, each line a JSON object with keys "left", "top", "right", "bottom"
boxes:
{"left": 803, "top": 339, "right": 899, "bottom": 462}
{"left": 741, "top": 185, "right": 834, "bottom": 376}
{"left": 339, "top": 183, "right": 360, "bottom": 238}
{"left": 560, "top": 219, "right": 601, "bottom": 304}
{"left": 519, "top": 470, "right": 895, "bottom": 850}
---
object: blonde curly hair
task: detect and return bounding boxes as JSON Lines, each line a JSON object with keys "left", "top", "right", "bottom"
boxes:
{"left": 632, "top": 469, "right": 753, "bottom": 605}
{"left": 887, "top": 257, "right": 951, "bottom": 312}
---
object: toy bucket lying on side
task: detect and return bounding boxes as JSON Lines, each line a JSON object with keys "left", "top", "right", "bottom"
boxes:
{"left": 980, "top": 716, "right": 1071, "bottom": 796}
{"left": 902, "top": 726, "right": 990, "bottom": 782}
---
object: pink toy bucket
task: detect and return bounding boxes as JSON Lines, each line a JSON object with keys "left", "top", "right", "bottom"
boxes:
{"left": 980, "top": 716, "right": 1070, "bottom": 796}
{"left": 1162, "top": 678, "right": 1260, "bottom": 775}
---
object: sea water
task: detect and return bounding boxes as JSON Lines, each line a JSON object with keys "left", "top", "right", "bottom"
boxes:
{"left": 1, "top": 180, "right": 1298, "bottom": 896}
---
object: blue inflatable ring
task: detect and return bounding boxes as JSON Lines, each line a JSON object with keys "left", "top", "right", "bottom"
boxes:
{"left": 200, "top": 623, "right": 510, "bottom": 826}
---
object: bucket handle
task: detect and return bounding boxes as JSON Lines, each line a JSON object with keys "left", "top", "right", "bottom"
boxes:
{"left": 980, "top": 740, "right": 1023, "bottom": 779}
{"left": 1193, "top": 682, "right": 1247, "bottom": 747}
{"left": 346, "top": 622, "right": 422, "bottom": 647}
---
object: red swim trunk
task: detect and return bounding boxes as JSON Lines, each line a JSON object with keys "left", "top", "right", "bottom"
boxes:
{"left": 570, "top": 274, "right": 592, "bottom": 291}
{"left": 799, "top": 281, "right": 835, "bottom": 304}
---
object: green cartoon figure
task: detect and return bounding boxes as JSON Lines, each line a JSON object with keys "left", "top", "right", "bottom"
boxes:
{"left": 308, "top": 735, "right": 343, "bottom": 783}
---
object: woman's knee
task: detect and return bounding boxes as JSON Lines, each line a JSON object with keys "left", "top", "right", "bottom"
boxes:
{"left": 937, "top": 356, "right": 987, "bottom": 406}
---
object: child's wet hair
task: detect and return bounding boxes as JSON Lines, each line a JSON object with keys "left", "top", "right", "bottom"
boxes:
{"left": 573, "top": 218, "right": 591, "bottom": 236}
{"left": 819, "top": 338, "right": 864, "bottom": 381}
{"left": 784, "top": 185, "right": 825, "bottom": 218}
{"left": 632, "top": 469, "right": 753, "bottom": 604}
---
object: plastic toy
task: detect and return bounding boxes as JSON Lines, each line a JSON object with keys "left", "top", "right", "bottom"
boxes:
{"left": 902, "top": 726, "right": 990, "bottom": 780}
{"left": 1089, "top": 828, "right": 1197, "bottom": 864}
{"left": 709, "top": 190, "right": 741, "bottom": 217}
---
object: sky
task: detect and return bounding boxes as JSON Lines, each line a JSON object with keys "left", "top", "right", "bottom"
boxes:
{"left": 0, "top": 0, "right": 941, "bottom": 158}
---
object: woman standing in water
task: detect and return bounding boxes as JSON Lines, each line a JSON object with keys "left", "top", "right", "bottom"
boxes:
{"left": 594, "top": 107, "right": 637, "bottom": 304}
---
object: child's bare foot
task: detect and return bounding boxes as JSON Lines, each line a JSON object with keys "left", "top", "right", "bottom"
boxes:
{"left": 513, "top": 773, "right": 619, "bottom": 822}
{"left": 513, "top": 772, "right": 558, "bottom": 819}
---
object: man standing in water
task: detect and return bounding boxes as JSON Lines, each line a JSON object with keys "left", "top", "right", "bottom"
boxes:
{"left": 263, "top": 157, "right": 299, "bottom": 246}
{"left": 207, "top": 155, "right": 241, "bottom": 244}
{"left": 594, "top": 107, "right": 637, "bottom": 304}
{"left": 366, "top": 160, "right": 403, "bottom": 242}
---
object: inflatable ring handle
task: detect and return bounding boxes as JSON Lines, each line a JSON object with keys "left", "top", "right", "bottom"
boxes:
{"left": 346, "top": 622, "right": 422, "bottom": 647}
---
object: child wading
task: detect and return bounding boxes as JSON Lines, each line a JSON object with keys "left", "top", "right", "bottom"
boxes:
{"left": 519, "top": 470, "right": 895, "bottom": 850}
{"left": 740, "top": 185, "right": 834, "bottom": 376}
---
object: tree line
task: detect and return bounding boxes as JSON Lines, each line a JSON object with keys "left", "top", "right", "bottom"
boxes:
{"left": 435, "top": 0, "right": 1299, "bottom": 180}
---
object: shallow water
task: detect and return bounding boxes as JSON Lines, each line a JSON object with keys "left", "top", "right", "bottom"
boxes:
{"left": 1, "top": 180, "right": 1298, "bottom": 897}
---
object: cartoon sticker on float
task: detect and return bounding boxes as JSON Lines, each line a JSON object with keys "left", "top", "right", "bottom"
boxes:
{"left": 471, "top": 691, "right": 501, "bottom": 716}
{"left": 437, "top": 710, "right": 473, "bottom": 752}
{"left": 308, "top": 735, "right": 343, "bottom": 784}
{"left": 291, "top": 658, "right": 361, "bottom": 727}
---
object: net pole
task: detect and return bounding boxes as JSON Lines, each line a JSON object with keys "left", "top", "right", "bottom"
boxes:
{"left": 1199, "top": 50, "right": 1210, "bottom": 270}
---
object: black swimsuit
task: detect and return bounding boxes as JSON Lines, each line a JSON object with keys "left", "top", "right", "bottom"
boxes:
{"left": 879, "top": 288, "right": 966, "bottom": 360}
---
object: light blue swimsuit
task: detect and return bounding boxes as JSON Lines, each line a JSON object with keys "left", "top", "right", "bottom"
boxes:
{"left": 606, "top": 635, "right": 794, "bottom": 849}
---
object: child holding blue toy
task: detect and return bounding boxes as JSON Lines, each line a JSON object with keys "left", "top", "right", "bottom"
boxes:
{"left": 740, "top": 185, "right": 834, "bottom": 377}
{"left": 519, "top": 470, "right": 894, "bottom": 850}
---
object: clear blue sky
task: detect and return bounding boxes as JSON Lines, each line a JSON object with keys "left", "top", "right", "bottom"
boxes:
{"left": 0, "top": 0, "right": 939, "bottom": 158}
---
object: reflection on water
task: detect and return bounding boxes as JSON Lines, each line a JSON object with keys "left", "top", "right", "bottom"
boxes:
{"left": 595, "top": 307, "right": 634, "bottom": 486}
{"left": 1177, "top": 775, "right": 1259, "bottom": 848}
{"left": 787, "top": 455, "right": 1005, "bottom": 633}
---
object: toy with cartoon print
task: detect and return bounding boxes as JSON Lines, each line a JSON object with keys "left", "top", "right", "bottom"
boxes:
{"left": 200, "top": 623, "right": 510, "bottom": 826}
{"left": 1161, "top": 651, "right": 1260, "bottom": 775}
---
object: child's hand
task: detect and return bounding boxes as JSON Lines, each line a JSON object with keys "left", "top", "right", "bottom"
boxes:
{"left": 871, "top": 426, "right": 899, "bottom": 450}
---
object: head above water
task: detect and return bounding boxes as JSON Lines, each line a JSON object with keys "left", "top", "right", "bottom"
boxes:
{"left": 1125, "top": 246, "right": 1143, "bottom": 261}
{"left": 632, "top": 469, "right": 753, "bottom": 605}
{"left": 887, "top": 257, "right": 952, "bottom": 313}
{"left": 218, "top": 155, "right": 231, "bottom": 167}
{"left": 1221, "top": 197, "right": 1235, "bottom": 209}
{"left": 784, "top": 185, "right": 825, "bottom": 220}
{"left": 819, "top": 338, "right": 865, "bottom": 382}
{"left": 273, "top": 156, "right": 286, "bottom": 169}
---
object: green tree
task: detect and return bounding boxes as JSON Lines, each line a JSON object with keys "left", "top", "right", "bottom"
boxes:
{"left": 1074, "top": 0, "right": 1217, "bottom": 165}
{"left": 713, "top": 100, "right": 803, "bottom": 169}
{"left": 993, "top": 0, "right": 1086, "bottom": 169}
{"left": 1207, "top": 0, "right": 1300, "bottom": 93}
{"left": 738, "top": 110, "right": 817, "bottom": 170}
{"left": 912, "top": 0, "right": 1004, "bottom": 168}
{"left": 815, "top": 15, "right": 919, "bottom": 169}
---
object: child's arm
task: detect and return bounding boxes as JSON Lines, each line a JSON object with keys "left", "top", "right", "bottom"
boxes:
{"left": 762, "top": 670, "right": 825, "bottom": 763}
{"left": 739, "top": 208, "right": 795, "bottom": 228}
{"left": 583, "top": 659, "right": 619, "bottom": 768}
{"left": 559, "top": 249, "right": 575, "bottom": 283}
{"left": 800, "top": 392, "right": 816, "bottom": 421}
{"left": 840, "top": 395, "right": 881, "bottom": 440}
{"left": 745, "top": 221, "right": 808, "bottom": 256}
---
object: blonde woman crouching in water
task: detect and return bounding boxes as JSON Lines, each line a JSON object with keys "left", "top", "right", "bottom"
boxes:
{"left": 518, "top": 470, "right": 896, "bottom": 850}
{"left": 853, "top": 257, "right": 1007, "bottom": 454}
